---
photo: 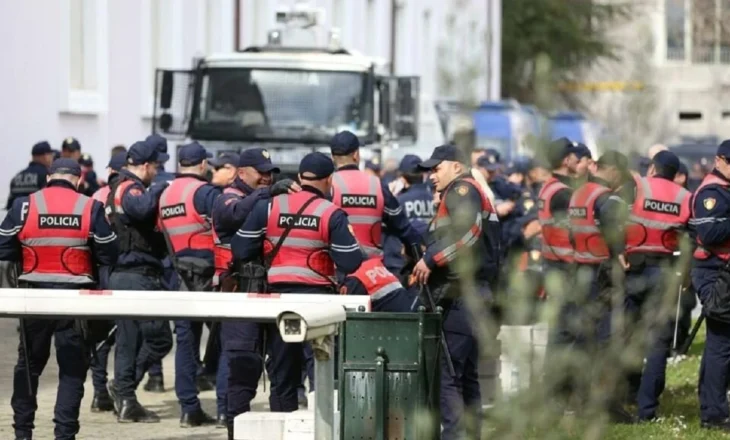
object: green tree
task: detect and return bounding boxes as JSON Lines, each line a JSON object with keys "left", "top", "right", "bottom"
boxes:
{"left": 502, "top": 0, "right": 631, "bottom": 109}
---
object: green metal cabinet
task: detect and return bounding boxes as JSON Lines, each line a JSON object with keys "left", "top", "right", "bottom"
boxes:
{"left": 339, "top": 311, "right": 442, "bottom": 440}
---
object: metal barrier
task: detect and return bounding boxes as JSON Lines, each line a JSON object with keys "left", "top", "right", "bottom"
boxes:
{"left": 0, "top": 288, "right": 371, "bottom": 440}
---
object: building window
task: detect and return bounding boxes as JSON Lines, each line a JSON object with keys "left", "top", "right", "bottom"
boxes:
{"left": 666, "top": 0, "right": 730, "bottom": 63}
{"left": 62, "top": 0, "right": 108, "bottom": 114}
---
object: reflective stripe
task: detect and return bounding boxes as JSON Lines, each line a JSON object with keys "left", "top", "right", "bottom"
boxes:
{"left": 165, "top": 223, "right": 211, "bottom": 236}
{"left": 21, "top": 237, "right": 88, "bottom": 248}
{"left": 631, "top": 244, "right": 674, "bottom": 253}
{"left": 638, "top": 177, "right": 652, "bottom": 200}
{"left": 362, "top": 245, "right": 383, "bottom": 257}
{"left": 628, "top": 214, "right": 684, "bottom": 230}
{"left": 268, "top": 266, "right": 335, "bottom": 282}
{"left": 17, "top": 273, "right": 94, "bottom": 284}
{"left": 573, "top": 252, "right": 605, "bottom": 263}
{"left": 268, "top": 237, "right": 327, "bottom": 248}
{"left": 543, "top": 246, "right": 573, "bottom": 257}
{"left": 348, "top": 215, "right": 381, "bottom": 224}
{"left": 571, "top": 225, "right": 600, "bottom": 233}
{"left": 370, "top": 281, "right": 401, "bottom": 301}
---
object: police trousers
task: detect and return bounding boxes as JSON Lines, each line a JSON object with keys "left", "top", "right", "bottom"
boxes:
{"left": 12, "top": 319, "right": 89, "bottom": 440}
{"left": 693, "top": 267, "right": 730, "bottom": 422}
{"left": 110, "top": 270, "right": 173, "bottom": 400}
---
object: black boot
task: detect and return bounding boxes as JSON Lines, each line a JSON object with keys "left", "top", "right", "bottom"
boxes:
{"left": 143, "top": 375, "right": 165, "bottom": 393}
{"left": 106, "top": 380, "right": 121, "bottom": 414}
{"left": 608, "top": 404, "right": 637, "bottom": 424}
{"left": 196, "top": 375, "right": 215, "bottom": 392}
{"left": 91, "top": 391, "right": 115, "bottom": 412}
{"left": 117, "top": 399, "right": 160, "bottom": 423}
{"left": 701, "top": 418, "right": 730, "bottom": 431}
{"left": 216, "top": 413, "right": 227, "bottom": 429}
{"left": 180, "top": 408, "right": 216, "bottom": 428}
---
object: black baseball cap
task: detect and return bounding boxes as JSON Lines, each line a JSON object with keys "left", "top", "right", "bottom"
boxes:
{"left": 546, "top": 137, "right": 580, "bottom": 168}
{"left": 651, "top": 150, "right": 680, "bottom": 175}
{"left": 330, "top": 131, "right": 361, "bottom": 156}
{"left": 127, "top": 141, "right": 160, "bottom": 165}
{"left": 399, "top": 154, "right": 422, "bottom": 173}
{"left": 145, "top": 134, "right": 170, "bottom": 163}
{"left": 239, "top": 148, "right": 280, "bottom": 173}
{"left": 49, "top": 158, "right": 82, "bottom": 177}
{"left": 418, "top": 144, "right": 469, "bottom": 170}
{"left": 597, "top": 151, "right": 629, "bottom": 171}
{"left": 178, "top": 142, "right": 212, "bottom": 166}
{"left": 107, "top": 152, "right": 127, "bottom": 172}
{"left": 299, "top": 152, "right": 335, "bottom": 179}
{"left": 78, "top": 153, "right": 94, "bottom": 167}
{"left": 61, "top": 137, "right": 81, "bottom": 152}
{"left": 209, "top": 153, "right": 239, "bottom": 169}
{"left": 31, "top": 141, "right": 52, "bottom": 156}
{"left": 717, "top": 139, "right": 730, "bottom": 159}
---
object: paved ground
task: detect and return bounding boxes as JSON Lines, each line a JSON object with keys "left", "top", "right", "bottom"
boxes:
{"left": 0, "top": 319, "right": 273, "bottom": 440}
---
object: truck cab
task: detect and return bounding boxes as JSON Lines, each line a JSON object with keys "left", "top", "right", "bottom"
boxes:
{"left": 152, "top": 5, "right": 419, "bottom": 177}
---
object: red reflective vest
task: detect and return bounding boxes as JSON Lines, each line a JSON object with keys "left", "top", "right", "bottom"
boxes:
{"left": 431, "top": 177, "right": 499, "bottom": 230}
{"left": 348, "top": 258, "right": 402, "bottom": 300}
{"left": 331, "top": 169, "right": 384, "bottom": 258}
{"left": 537, "top": 177, "right": 574, "bottom": 262}
{"left": 212, "top": 186, "right": 246, "bottom": 286}
{"left": 626, "top": 175, "right": 690, "bottom": 255}
{"left": 92, "top": 186, "right": 110, "bottom": 204}
{"left": 569, "top": 181, "right": 611, "bottom": 264}
{"left": 157, "top": 177, "right": 213, "bottom": 253}
{"left": 17, "top": 186, "right": 95, "bottom": 284}
{"left": 692, "top": 174, "right": 730, "bottom": 260}
{"left": 266, "top": 191, "right": 339, "bottom": 286}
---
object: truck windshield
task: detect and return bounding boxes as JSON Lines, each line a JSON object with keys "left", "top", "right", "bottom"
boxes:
{"left": 192, "top": 68, "right": 371, "bottom": 143}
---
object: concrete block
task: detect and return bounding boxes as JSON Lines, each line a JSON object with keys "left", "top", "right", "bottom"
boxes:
{"left": 234, "top": 412, "right": 287, "bottom": 440}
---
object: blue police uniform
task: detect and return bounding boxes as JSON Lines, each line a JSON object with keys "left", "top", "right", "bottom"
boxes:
{"left": 227, "top": 153, "right": 362, "bottom": 432}
{"left": 146, "top": 134, "right": 175, "bottom": 186}
{"left": 6, "top": 141, "right": 53, "bottom": 209}
{"left": 418, "top": 145, "right": 501, "bottom": 440}
{"left": 79, "top": 154, "right": 101, "bottom": 197}
{"left": 0, "top": 159, "right": 118, "bottom": 440}
{"left": 105, "top": 141, "right": 173, "bottom": 423}
{"left": 156, "top": 143, "right": 226, "bottom": 425}
{"left": 689, "top": 142, "right": 730, "bottom": 430}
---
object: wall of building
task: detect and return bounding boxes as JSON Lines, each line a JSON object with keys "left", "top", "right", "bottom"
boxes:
{"left": 0, "top": 0, "right": 489, "bottom": 205}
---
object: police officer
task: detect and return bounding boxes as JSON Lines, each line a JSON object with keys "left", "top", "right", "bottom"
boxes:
{"left": 622, "top": 151, "right": 691, "bottom": 421}
{"left": 210, "top": 153, "right": 239, "bottom": 188}
{"left": 573, "top": 143, "right": 595, "bottom": 184}
{"left": 87, "top": 151, "right": 128, "bottom": 413}
{"left": 146, "top": 134, "right": 176, "bottom": 184}
{"left": 475, "top": 153, "right": 523, "bottom": 249}
{"left": 412, "top": 144, "right": 501, "bottom": 440}
{"left": 105, "top": 140, "right": 173, "bottom": 423}
{"left": 157, "top": 142, "right": 224, "bottom": 426}
{"left": 340, "top": 257, "right": 419, "bottom": 312}
{"left": 675, "top": 162, "right": 689, "bottom": 188}
{"left": 60, "top": 137, "right": 82, "bottom": 161}
{"left": 79, "top": 153, "right": 101, "bottom": 197}
{"left": 228, "top": 152, "right": 362, "bottom": 437}
{"left": 7, "top": 141, "right": 54, "bottom": 209}
{"left": 0, "top": 158, "right": 118, "bottom": 440}
{"left": 142, "top": 134, "right": 174, "bottom": 392}
{"left": 568, "top": 151, "right": 633, "bottom": 422}
{"left": 689, "top": 139, "right": 730, "bottom": 430}
{"left": 329, "top": 131, "right": 422, "bottom": 259}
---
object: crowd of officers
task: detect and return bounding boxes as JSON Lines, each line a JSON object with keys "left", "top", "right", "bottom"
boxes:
{"left": 4, "top": 130, "right": 730, "bottom": 439}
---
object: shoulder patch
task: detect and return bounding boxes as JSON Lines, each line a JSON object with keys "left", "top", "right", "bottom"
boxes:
{"left": 456, "top": 185, "right": 469, "bottom": 196}
{"left": 128, "top": 188, "right": 142, "bottom": 196}
{"left": 704, "top": 197, "right": 717, "bottom": 211}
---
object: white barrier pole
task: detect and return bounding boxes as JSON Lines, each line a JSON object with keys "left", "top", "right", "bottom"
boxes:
{"left": 313, "top": 335, "right": 336, "bottom": 440}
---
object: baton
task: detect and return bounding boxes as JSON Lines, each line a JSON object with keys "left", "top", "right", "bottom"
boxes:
{"left": 19, "top": 319, "right": 33, "bottom": 396}
{"left": 672, "top": 278, "right": 683, "bottom": 352}
{"left": 678, "top": 313, "right": 704, "bottom": 356}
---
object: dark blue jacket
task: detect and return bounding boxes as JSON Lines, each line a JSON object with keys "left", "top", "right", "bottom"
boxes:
{"left": 211, "top": 178, "right": 271, "bottom": 246}
{"left": 490, "top": 176, "right": 524, "bottom": 253}
{"left": 113, "top": 170, "right": 168, "bottom": 269}
{"left": 587, "top": 176, "right": 629, "bottom": 258}
{"left": 690, "top": 170, "right": 730, "bottom": 270}
{"left": 154, "top": 164, "right": 176, "bottom": 186}
{"left": 0, "top": 180, "right": 118, "bottom": 288}
{"left": 231, "top": 185, "right": 364, "bottom": 293}
{"left": 7, "top": 161, "right": 48, "bottom": 209}
{"left": 397, "top": 182, "right": 434, "bottom": 228}
{"left": 81, "top": 169, "right": 101, "bottom": 197}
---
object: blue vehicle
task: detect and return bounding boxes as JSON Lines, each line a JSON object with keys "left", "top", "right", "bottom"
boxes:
{"left": 548, "top": 112, "right": 599, "bottom": 157}
{"left": 472, "top": 100, "right": 532, "bottom": 163}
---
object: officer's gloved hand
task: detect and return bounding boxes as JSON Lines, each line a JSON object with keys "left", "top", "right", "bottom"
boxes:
{"left": 269, "top": 179, "right": 301, "bottom": 197}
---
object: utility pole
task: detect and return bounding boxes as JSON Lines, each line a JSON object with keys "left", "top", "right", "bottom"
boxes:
{"left": 487, "top": 0, "right": 502, "bottom": 100}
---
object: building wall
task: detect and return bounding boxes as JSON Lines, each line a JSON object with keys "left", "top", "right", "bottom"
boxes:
{"left": 0, "top": 0, "right": 488, "bottom": 205}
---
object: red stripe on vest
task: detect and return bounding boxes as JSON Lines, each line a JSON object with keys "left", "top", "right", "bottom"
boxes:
{"left": 331, "top": 169, "right": 384, "bottom": 256}
{"left": 212, "top": 186, "right": 247, "bottom": 285}
{"left": 537, "top": 177, "right": 573, "bottom": 262}
{"left": 350, "top": 258, "right": 400, "bottom": 298}
{"left": 265, "top": 192, "right": 337, "bottom": 286}
{"left": 569, "top": 181, "right": 611, "bottom": 264}
{"left": 92, "top": 186, "right": 110, "bottom": 204}
{"left": 692, "top": 174, "right": 730, "bottom": 260}
{"left": 158, "top": 177, "right": 212, "bottom": 253}
{"left": 17, "top": 187, "right": 94, "bottom": 283}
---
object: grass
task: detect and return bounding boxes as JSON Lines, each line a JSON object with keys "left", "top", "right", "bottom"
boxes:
{"left": 481, "top": 320, "right": 730, "bottom": 439}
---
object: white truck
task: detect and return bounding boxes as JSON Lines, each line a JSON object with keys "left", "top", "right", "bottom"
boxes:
{"left": 152, "top": 5, "right": 420, "bottom": 177}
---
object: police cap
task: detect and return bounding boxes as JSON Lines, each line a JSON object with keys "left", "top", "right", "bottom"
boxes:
{"left": 677, "top": 161, "right": 689, "bottom": 176}
{"left": 365, "top": 160, "right": 381, "bottom": 173}
{"left": 299, "top": 152, "right": 335, "bottom": 179}
{"left": 475, "top": 149, "right": 502, "bottom": 171}
{"left": 596, "top": 151, "right": 629, "bottom": 171}
{"left": 31, "top": 141, "right": 52, "bottom": 156}
{"left": 79, "top": 153, "right": 93, "bottom": 167}
{"left": 716, "top": 139, "right": 730, "bottom": 159}
{"left": 145, "top": 134, "right": 170, "bottom": 163}
{"left": 107, "top": 152, "right": 127, "bottom": 172}
{"left": 209, "top": 153, "right": 239, "bottom": 169}
{"left": 178, "top": 142, "right": 212, "bottom": 166}
{"left": 330, "top": 131, "right": 361, "bottom": 156}
{"left": 127, "top": 141, "right": 160, "bottom": 165}
{"left": 651, "top": 150, "right": 680, "bottom": 175}
{"left": 546, "top": 137, "right": 579, "bottom": 168}
{"left": 399, "top": 154, "right": 422, "bottom": 173}
{"left": 61, "top": 137, "right": 81, "bottom": 152}
{"left": 419, "top": 144, "right": 469, "bottom": 170}
{"left": 49, "top": 158, "right": 82, "bottom": 177}
{"left": 239, "top": 148, "right": 280, "bottom": 173}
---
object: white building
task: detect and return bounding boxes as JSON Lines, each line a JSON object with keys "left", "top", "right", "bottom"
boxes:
{"left": 0, "top": 0, "right": 492, "bottom": 204}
